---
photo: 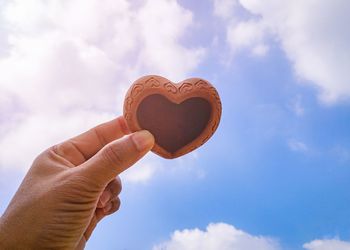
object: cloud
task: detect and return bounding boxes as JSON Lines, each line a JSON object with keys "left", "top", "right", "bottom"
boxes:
{"left": 303, "top": 239, "right": 350, "bottom": 250}
{"left": 288, "top": 139, "right": 308, "bottom": 153}
{"left": 214, "top": 0, "right": 350, "bottom": 103}
{"left": 153, "top": 223, "right": 280, "bottom": 250}
{"left": 122, "top": 154, "right": 160, "bottom": 184}
{"left": 154, "top": 223, "right": 350, "bottom": 250}
{"left": 0, "top": 111, "right": 114, "bottom": 169}
{"left": 213, "top": 0, "right": 238, "bottom": 20}
{"left": 227, "top": 19, "right": 269, "bottom": 57}
{"left": 137, "top": 0, "right": 205, "bottom": 81}
{"left": 213, "top": 0, "right": 269, "bottom": 58}
{"left": 0, "top": 0, "right": 204, "bottom": 172}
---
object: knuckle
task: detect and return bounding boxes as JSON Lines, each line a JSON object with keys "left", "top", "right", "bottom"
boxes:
{"left": 108, "top": 197, "right": 121, "bottom": 214}
{"left": 70, "top": 170, "right": 103, "bottom": 193}
{"left": 116, "top": 116, "right": 130, "bottom": 134}
{"left": 117, "top": 177, "right": 123, "bottom": 193}
{"left": 32, "top": 147, "right": 53, "bottom": 165}
{"left": 116, "top": 175, "right": 122, "bottom": 184}
{"left": 110, "top": 179, "right": 122, "bottom": 195}
{"left": 115, "top": 197, "right": 121, "bottom": 211}
{"left": 112, "top": 176, "right": 122, "bottom": 188}
{"left": 104, "top": 198, "right": 121, "bottom": 215}
{"left": 101, "top": 145, "right": 125, "bottom": 166}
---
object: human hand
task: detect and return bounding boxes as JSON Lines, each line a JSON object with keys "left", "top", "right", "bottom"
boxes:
{"left": 0, "top": 116, "right": 154, "bottom": 249}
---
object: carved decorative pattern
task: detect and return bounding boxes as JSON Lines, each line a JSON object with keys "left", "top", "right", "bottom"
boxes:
{"left": 164, "top": 82, "right": 178, "bottom": 94}
{"left": 145, "top": 77, "right": 160, "bottom": 88}
{"left": 194, "top": 80, "right": 209, "bottom": 89}
{"left": 123, "top": 75, "right": 222, "bottom": 159}
{"left": 179, "top": 82, "right": 193, "bottom": 93}
{"left": 131, "top": 84, "right": 144, "bottom": 97}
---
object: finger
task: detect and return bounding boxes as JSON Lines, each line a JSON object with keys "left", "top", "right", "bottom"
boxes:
{"left": 103, "top": 197, "right": 121, "bottom": 215}
{"left": 97, "top": 177, "right": 122, "bottom": 208}
{"left": 79, "top": 130, "right": 154, "bottom": 185}
{"left": 76, "top": 237, "right": 86, "bottom": 250}
{"left": 53, "top": 116, "right": 130, "bottom": 166}
{"left": 84, "top": 197, "right": 121, "bottom": 241}
{"left": 83, "top": 213, "right": 100, "bottom": 242}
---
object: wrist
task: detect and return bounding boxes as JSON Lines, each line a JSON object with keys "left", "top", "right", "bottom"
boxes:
{"left": 0, "top": 215, "right": 29, "bottom": 249}
{"left": 0, "top": 216, "right": 15, "bottom": 249}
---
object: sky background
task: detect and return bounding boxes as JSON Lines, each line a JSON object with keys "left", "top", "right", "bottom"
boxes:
{"left": 1, "top": 0, "right": 350, "bottom": 249}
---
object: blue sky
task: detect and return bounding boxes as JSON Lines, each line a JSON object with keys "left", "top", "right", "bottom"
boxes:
{"left": 1, "top": 0, "right": 350, "bottom": 249}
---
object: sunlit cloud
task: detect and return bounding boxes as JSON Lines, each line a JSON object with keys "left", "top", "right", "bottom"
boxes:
{"left": 303, "top": 238, "right": 350, "bottom": 250}
{"left": 214, "top": 0, "right": 350, "bottom": 104}
{"left": 153, "top": 223, "right": 280, "bottom": 250}
{"left": 0, "top": 0, "right": 204, "bottom": 173}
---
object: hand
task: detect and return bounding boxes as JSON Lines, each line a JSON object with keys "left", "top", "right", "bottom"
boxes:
{"left": 0, "top": 116, "right": 154, "bottom": 249}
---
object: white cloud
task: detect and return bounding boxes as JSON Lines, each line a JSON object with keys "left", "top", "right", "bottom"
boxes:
{"left": 0, "top": 111, "right": 114, "bottom": 169}
{"left": 121, "top": 151, "right": 206, "bottom": 184}
{"left": 153, "top": 222, "right": 350, "bottom": 250}
{"left": 122, "top": 154, "right": 160, "bottom": 184}
{"left": 216, "top": 0, "right": 350, "bottom": 103}
{"left": 227, "top": 19, "right": 269, "bottom": 57}
{"left": 288, "top": 139, "right": 308, "bottom": 153}
{"left": 153, "top": 223, "right": 280, "bottom": 250}
{"left": 213, "top": 0, "right": 269, "bottom": 57}
{"left": 0, "top": 0, "right": 204, "bottom": 172}
{"left": 213, "top": 0, "right": 238, "bottom": 20}
{"left": 303, "top": 239, "right": 350, "bottom": 250}
{"left": 137, "top": 0, "right": 205, "bottom": 82}
{"left": 123, "top": 163, "right": 157, "bottom": 184}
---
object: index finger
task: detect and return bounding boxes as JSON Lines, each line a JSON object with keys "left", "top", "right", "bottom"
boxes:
{"left": 53, "top": 116, "right": 131, "bottom": 166}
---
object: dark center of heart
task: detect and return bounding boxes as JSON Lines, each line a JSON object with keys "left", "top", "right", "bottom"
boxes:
{"left": 137, "top": 94, "right": 212, "bottom": 154}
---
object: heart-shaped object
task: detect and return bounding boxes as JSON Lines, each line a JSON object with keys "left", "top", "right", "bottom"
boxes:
{"left": 123, "top": 75, "right": 222, "bottom": 159}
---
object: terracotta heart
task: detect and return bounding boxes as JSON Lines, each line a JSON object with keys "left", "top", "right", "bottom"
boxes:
{"left": 123, "top": 75, "right": 222, "bottom": 159}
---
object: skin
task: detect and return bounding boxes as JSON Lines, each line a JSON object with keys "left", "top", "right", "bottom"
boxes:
{"left": 0, "top": 116, "right": 155, "bottom": 249}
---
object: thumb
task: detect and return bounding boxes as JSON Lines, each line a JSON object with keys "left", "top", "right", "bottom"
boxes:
{"left": 79, "top": 130, "right": 154, "bottom": 185}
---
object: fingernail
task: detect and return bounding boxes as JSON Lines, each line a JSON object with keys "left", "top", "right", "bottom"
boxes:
{"left": 100, "top": 191, "right": 111, "bottom": 206}
{"left": 132, "top": 130, "right": 154, "bottom": 152}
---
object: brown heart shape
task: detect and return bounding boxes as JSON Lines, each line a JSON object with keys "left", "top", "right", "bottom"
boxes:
{"left": 123, "top": 75, "right": 222, "bottom": 159}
